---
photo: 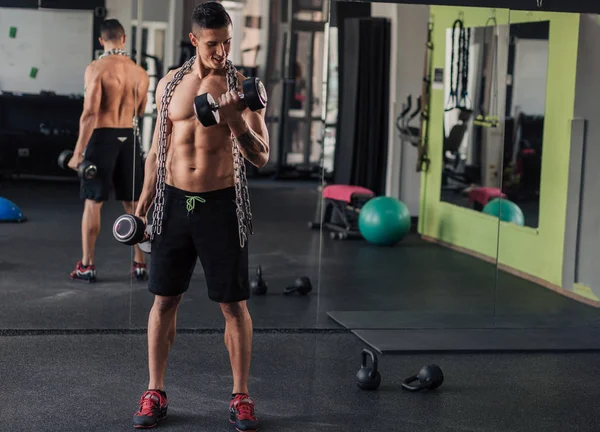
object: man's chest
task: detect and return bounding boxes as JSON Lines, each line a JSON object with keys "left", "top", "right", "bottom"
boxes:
{"left": 169, "top": 76, "right": 230, "bottom": 122}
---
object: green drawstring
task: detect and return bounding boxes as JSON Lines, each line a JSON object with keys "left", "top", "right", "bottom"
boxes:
{"left": 185, "top": 196, "right": 206, "bottom": 214}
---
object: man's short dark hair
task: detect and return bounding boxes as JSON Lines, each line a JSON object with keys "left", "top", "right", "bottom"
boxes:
{"left": 100, "top": 19, "right": 125, "bottom": 41}
{"left": 192, "top": 2, "right": 232, "bottom": 31}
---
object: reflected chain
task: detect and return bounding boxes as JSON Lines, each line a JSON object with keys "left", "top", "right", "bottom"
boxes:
{"left": 226, "top": 60, "right": 254, "bottom": 248}
{"left": 98, "top": 48, "right": 129, "bottom": 59}
{"left": 151, "top": 56, "right": 197, "bottom": 240}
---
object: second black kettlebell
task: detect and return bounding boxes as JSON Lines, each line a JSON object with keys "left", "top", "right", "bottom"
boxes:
{"left": 401, "top": 364, "right": 444, "bottom": 392}
{"left": 356, "top": 349, "right": 381, "bottom": 391}
{"left": 250, "top": 266, "right": 268, "bottom": 296}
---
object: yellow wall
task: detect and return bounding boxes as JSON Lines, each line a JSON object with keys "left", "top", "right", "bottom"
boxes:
{"left": 420, "top": 7, "right": 580, "bottom": 287}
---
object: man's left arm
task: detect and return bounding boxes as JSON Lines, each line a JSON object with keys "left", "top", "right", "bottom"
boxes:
{"left": 227, "top": 108, "right": 270, "bottom": 169}
{"left": 73, "top": 66, "right": 102, "bottom": 163}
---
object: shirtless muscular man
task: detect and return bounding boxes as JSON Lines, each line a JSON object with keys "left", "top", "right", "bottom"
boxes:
{"left": 131, "top": 4, "right": 269, "bottom": 431}
{"left": 69, "top": 19, "right": 150, "bottom": 282}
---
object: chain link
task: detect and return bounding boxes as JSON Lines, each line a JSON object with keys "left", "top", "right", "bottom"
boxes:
{"left": 226, "top": 60, "right": 254, "bottom": 248}
{"left": 151, "top": 56, "right": 197, "bottom": 240}
{"left": 98, "top": 48, "right": 129, "bottom": 60}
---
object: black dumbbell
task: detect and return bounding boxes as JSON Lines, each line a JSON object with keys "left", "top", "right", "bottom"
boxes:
{"left": 193, "top": 77, "right": 268, "bottom": 127}
{"left": 112, "top": 214, "right": 152, "bottom": 253}
{"left": 283, "top": 276, "right": 313, "bottom": 296}
{"left": 57, "top": 150, "right": 97, "bottom": 180}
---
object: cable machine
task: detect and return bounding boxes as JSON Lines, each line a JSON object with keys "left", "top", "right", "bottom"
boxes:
{"left": 270, "top": 0, "right": 328, "bottom": 179}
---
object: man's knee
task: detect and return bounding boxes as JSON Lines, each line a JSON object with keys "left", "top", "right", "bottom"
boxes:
{"left": 85, "top": 199, "right": 103, "bottom": 211}
{"left": 221, "top": 301, "right": 249, "bottom": 321}
{"left": 153, "top": 295, "right": 183, "bottom": 316}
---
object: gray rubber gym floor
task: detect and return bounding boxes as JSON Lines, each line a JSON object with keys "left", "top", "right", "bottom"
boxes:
{"left": 1, "top": 178, "right": 600, "bottom": 332}
{"left": 2, "top": 332, "right": 600, "bottom": 432}
{"left": 3, "top": 179, "right": 600, "bottom": 430}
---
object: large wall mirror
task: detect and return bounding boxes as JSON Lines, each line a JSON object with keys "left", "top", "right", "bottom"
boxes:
{"left": 441, "top": 18, "right": 547, "bottom": 225}
{"left": 495, "top": 10, "right": 600, "bottom": 330}
{"left": 0, "top": 2, "right": 137, "bottom": 329}
{"left": 128, "top": 0, "right": 328, "bottom": 332}
{"left": 501, "top": 20, "right": 548, "bottom": 229}
{"left": 317, "top": 4, "right": 509, "bottom": 340}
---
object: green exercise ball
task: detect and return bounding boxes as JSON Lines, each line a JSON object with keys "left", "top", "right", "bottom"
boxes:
{"left": 358, "top": 196, "right": 411, "bottom": 246}
{"left": 482, "top": 198, "right": 525, "bottom": 226}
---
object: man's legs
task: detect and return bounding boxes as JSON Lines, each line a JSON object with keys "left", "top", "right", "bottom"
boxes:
{"left": 222, "top": 301, "right": 259, "bottom": 432}
{"left": 147, "top": 294, "right": 182, "bottom": 390}
{"left": 133, "top": 294, "right": 181, "bottom": 429}
{"left": 70, "top": 199, "right": 103, "bottom": 282}
{"left": 82, "top": 199, "right": 103, "bottom": 265}
{"left": 220, "top": 301, "right": 253, "bottom": 394}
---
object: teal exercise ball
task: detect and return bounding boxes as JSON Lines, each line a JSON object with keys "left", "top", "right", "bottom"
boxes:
{"left": 358, "top": 196, "right": 411, "bottom": 246}
{"left": 482, "top": 198, "right": 525, "bottom": 226}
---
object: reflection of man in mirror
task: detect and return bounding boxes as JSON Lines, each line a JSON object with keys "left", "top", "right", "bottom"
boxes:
{"left": 68, "top": 19, "right": 150, "bottom": 283}
{"left": 69, "top": 19, "right": 149, "bottom": 282}
{"left": 131, "top": 3, "right": 269, "bottom": 430}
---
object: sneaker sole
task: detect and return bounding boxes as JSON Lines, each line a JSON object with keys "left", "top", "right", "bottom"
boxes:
{"left": 69, "top": 275, "right": 97, "bottom": 283}
{"left": 229, "top": 418, "right": 258, "bottom": 432}
{"left": 133, "top": 408, "right": 167, "bottom": 429}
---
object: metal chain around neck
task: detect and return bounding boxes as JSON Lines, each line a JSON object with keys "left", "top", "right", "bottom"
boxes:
{"left": 226, "top": 60, "right": 254, "bottom": 248}
{"left": 98, "top": 48, "right": 128, "bottom": 59}
{"left": 151, "top": 55, "right": 197, "bottom": 240}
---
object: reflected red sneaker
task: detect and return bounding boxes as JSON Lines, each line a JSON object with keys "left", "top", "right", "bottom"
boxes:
{"left": 229, "top": 394, "right": 259, "bottom": 432}
{"left": 133, "top": 390, "right": 168, "bottom": 429}
{"left": 69, "top": 261, "right": 97, "bottom": 283}
{"left": 132, "top": 261, "right": 148, "bottom": 281}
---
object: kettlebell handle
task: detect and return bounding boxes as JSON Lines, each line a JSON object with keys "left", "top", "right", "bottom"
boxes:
{"left": 361, "top": 349, "right": 378, "bottom": 379}
{"left": 401, "top": 374, "right": 425, "bottom": 392}
{"left": 257, "top": 266, "right": 262, "bottom": 277}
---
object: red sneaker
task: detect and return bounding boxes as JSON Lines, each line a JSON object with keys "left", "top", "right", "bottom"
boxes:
{"left": 69, "top": 261, "right": 97, "bottom": 283}
{"left": 132, "top": 261, "right": 148, "bottom": 281}
{"left": 132, "top": 390, "right": 168, "bottom": 429}
{"left": 229, "top": 394, "right": 259, "bottom": 432}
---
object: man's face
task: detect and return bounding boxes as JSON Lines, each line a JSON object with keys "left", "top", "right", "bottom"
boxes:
{"left": 190, "top": 26, "right": 232, "bottom": 70}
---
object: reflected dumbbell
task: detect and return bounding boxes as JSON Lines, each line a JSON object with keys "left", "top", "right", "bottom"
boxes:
{"left": 193, "top": 77, "right": 268, "bottom": 127}
{"left": 57, "top": 150, "right": 97, "bottom": 180}
{"left": 112, "top": 214, "right": 152, "bottom": 254}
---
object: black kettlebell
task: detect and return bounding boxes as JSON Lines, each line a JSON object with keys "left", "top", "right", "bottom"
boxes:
{"left": 250, "top": 266, "right": 268, "bottom": 296}
{"left": 356, "top": 349, "right": 381, "bottom": 391}
{"left": 401, "top": 364, "right": 444, "bottom": 392}
{"left": 283, "top": 276, "right": 313, "bottom": 296}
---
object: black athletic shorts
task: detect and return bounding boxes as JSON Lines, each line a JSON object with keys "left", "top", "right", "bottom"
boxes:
{"left": 80, "top": 128, "right": 144, "bottom": 202}
{"left": 148, "top": 184, "right": 250, "bottom": 303}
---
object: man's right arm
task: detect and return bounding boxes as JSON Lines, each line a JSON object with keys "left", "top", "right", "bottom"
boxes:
{"left": 135, "top": 74, "right": 171, "bottom": 221}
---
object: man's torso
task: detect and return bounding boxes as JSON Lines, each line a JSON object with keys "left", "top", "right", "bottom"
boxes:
{"left": 92, "top": 56, "right": 145, "bottom": 129}
{"left": 165, "top": 67, "right": 241, "bottom": 193}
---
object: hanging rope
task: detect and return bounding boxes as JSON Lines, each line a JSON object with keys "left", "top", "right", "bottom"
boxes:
{"left": 445, "top": 19, "right": 463, "bottom": 111}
